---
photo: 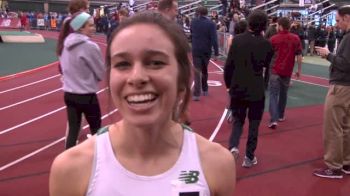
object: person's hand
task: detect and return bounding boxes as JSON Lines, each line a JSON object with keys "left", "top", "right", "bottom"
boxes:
{"left": 315, "top": 46, "right": 330, "bottom": 58}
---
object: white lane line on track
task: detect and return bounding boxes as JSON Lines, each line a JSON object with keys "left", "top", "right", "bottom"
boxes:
{"left": 210, "top": 60, "right": 224, "bottom": 72}
{"left": 0, "top": 74, "right": 60, "bottom": 94}
{"left": 302, "top": 74, "right": 328, "bottom": 80}
{"left": 291, "top": 79, "right": 328, "bottom": 88}
{"left": 0, "top": 109, "right": 118, "bottom": 172}
{"left": 207, "top": 59, "right": 226, "bottom": 142}
{"left": 0, "top": 87, "right": 108, "bottom": 135}
{"left": 209, "top": 109, "right": 228, "bottom": 142}
{"left": 0, "top": 106, "right": 65, "bottom": 135}
{"left": 0, "top": 88, "right": 62, "bottom": 111}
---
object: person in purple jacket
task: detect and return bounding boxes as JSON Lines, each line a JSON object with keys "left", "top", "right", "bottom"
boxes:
{"left": 58, "top": 12, "right": 105, "bottom": 149}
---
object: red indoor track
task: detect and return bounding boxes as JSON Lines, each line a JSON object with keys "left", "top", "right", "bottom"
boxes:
{"left": 0, "top": 31, "right": 349, "bottom": 196}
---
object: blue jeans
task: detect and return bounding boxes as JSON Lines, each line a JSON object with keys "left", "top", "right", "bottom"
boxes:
{"left": 269, "top": 74, "right": 291, "bottom": 123}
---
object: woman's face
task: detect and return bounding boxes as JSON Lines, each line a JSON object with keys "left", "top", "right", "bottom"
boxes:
{"left": 109, "top": 24, "right": 180, "bottom": 127}
{"left": 80, "top": 18, "right": 95, "bottom": 37}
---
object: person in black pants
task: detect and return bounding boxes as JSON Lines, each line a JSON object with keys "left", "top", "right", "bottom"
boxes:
{"left": 191, "top": 6, "right": 219, "bottom": 101}
{"left": 224, "top": 10, "right": 274, "bottom": 168}
{"left": 58, "top": 12, "right": 106, "bottom": 149}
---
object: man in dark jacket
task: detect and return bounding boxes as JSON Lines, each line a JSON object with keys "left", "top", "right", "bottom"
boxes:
{"left": 191, "top": 6, "right": 219, "bottom": 101}
{"left": 307, "top": 23, "right": 317, "bottom": 55}
{"left": 265, "top": 16, "right": 278, "bottom": 39}
{"left": 314, "top": 5, "right": 350, "bottom": 179}
{"left": 224, "top": 10, "right": 274, "bottom": 168}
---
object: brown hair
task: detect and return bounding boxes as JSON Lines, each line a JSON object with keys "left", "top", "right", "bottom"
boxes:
{"left": 56, "top": 11, "right": 88, "bottom": 56}
{"left": 118, "top": 8, "right": 129, "bottom": 17}
{"left": 57, "top": 0, "right": 89, "bottom": 56}
{"left": 158, "top": 0, "right": 175, "bottom": 12}
{"left": 278, "top": 17, "right": 290, "bottom": 31}
{"left": 106, "top": 11, "right": 191, "bottom": 122}
{"left": 338, "top": 5, "right": 350, "bottom": 17}
{"left": 68, "top": 0, "right": 89, "bottom": 14}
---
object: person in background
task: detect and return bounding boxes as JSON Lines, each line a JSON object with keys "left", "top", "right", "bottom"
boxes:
{"left": 224, "top": 10, "right": 273, "bottom": 168}
{"left": 307, "top": 23, "right": 317, "bottom": 56}
{"left": 183, "top": 15, "right": 191, "bottom": 41}
{"left": 268, "top": 17, "right": 302, "bottom": 129}
{"left": 314, "top": 5, "right": 350, "bottom": 179}
{"left": 57, "top": 12, "right": 105, "bottom": 149}
{"left": 327, "top": 26, "right": 336, "bottom": 53}
{"left": 157, "top": 0, "right": 178, "bottom": 21}
{"left": 106, "top": 8, "right": 129, "bottom": 42}
{"left": 49, "top": 11, "right": 235, "bottom": 196}
{"left": 20, "top": 11, "right": 27, "bottom": 31}
{"left": 56, "top": 0, "right": 89, "bottom": 73}
{"left": 265, "top": 16, "right": 278, "bottom": 39}
{"left": 234, "top": 19, "right": 247, "bottom": 35}
{"left": 227, "top": 19, "right": 247, "bottom": 48}
{"left": 290, "top": 21, "right": 305, "bottom": 56}
{"left": 191, "top": 6, "right": 219, "bottom": 101}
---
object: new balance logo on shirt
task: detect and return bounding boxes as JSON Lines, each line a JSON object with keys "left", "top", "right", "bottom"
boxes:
{"left": 179, "top": 170, "right": 200, "bottom": 184}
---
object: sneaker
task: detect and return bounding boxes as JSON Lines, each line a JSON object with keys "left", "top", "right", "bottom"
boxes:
{"left": 268, "top": 122, "right": 278, "bottom": 129}
{"left": 192, "top": 96, "right": 200, "bottom": 101}
{"left": 313, "top": 168, "right": 343, "bottom": 179}
{"left": 242, "top": 156, "right": 258, "bottom": 168}
{"left": 230, "top": 147, "right": 239, "bottom": 160}
{"left": 202, "top": 91, "right": 208, "bottom": 96}
{"left": 278, "top": 117, "right": 285, "bottom": 122}
{"left": 342, "top": 165, "right": 350, "bottom": 175}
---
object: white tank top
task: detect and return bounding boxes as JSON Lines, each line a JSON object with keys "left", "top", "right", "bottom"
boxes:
{"left": 86, "top": 127, "right": 211, "bottom": 196}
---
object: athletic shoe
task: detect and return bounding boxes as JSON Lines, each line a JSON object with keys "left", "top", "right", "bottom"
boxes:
{"left": 278, "top": 117, "right": 285, "bottom": 122}
{"left": 192, "top": 96, "right": 200, "bottom": 101}
{"left": 268, "top": 122, "right": 278, "bottom": 129}
{"left": 230, "top": 147, "right": 239, "bottom": 160}
{"left": 242, "top": 156, "right": 258, "bottom": 168}
{"left": 342, "top": 165, "right": 350, "bottom": 175}
{"left": 313, "top": 168, "right": 343, "bottom": 179}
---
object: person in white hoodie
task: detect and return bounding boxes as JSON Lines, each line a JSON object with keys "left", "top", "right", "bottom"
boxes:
{"left": 59, "top": 11, "right": 105, "bottom": 149}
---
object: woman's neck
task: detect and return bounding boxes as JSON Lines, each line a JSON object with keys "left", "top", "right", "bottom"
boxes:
{"left": 110, "top": 120, "right": 182, "bottom": 158}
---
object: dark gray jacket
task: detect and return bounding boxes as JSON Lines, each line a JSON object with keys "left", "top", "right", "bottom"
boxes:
{"left": 327, "top": 30, "right": 350, "bottom": 86}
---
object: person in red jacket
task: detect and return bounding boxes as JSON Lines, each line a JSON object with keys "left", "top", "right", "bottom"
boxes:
{"left": 268, "top": 17, "right": 302, "bottom": 129}
{"left": 20, "top": 12, "right": 27, "bottom": 31}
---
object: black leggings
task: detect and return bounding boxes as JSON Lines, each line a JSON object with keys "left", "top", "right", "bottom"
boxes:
{"left": 64, "top": 92, "right": 101, "bottom": 149}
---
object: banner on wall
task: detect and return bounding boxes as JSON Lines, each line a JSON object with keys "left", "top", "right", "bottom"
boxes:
{"left": 37, "top": 18, "right": 45, "bottom": 27}
{"left": 299, "top": 0, "right": 304, "bottom": 7}
{"left": 0, "top": 18, "right": 21, "bottom": 28}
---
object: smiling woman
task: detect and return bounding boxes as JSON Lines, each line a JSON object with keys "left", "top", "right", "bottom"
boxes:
{"left": 49, "top": 11, "right": 236, "bottom": 196}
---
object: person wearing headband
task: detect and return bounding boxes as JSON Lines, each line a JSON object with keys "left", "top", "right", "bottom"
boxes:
{"left": 59, "top": 11, "right": 106, "bottom": 149}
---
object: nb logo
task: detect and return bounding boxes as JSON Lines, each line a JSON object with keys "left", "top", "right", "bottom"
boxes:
{"left": 179, "top": 170, "right": 200, "bottom": 184}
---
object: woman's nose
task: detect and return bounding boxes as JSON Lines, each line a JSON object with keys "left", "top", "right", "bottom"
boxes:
{"left": 127, "top": 63, "right": 150, "bottom": 87}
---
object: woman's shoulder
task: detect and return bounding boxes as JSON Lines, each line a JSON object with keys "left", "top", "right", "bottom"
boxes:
{"left": 194, "top": 133, "right": 236, "bottom": 195}
{"left": 49, "top": 138, "right": 95, "bottom": 195}
{"left": 195, "top": 134, "right": 234, "bottom": 166}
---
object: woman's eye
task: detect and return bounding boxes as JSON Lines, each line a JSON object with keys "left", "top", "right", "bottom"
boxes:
{"left": 113, "top": 61, "right": 130, "bottom": 69}
{"left": 148, "top": 60, "right": 166, "bottom": 68}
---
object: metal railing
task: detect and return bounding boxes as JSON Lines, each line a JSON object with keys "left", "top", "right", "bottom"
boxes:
{"left": 307, "top": 3, "right": 335, "bottom": 19}
{"left": 133, "top": 1, "right": 154, "bottom": 12}
{"left": 307, "top": 8, "right": 336, "bottom": 25}
{"left": 179, "top": 0, "right": 201, "bottom": 16}
{"left": 217, "top": 32, "right": 231, "bottom": 56}
{"left": 251, "top": 0, "right": 278, "bottom": 10}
